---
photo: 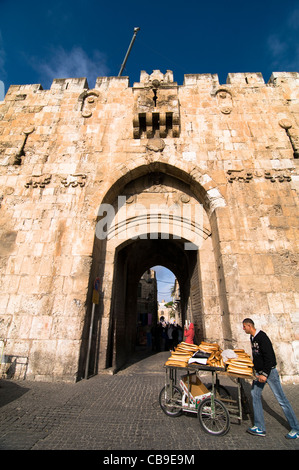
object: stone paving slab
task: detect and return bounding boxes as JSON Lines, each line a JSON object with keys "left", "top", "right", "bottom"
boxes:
{"left": 0, "top": 351, "right": 298, "bottom": 453}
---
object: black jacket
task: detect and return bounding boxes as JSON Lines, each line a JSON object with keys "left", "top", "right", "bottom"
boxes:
{"left": 250, "top": 330, "right": 277, "bottom": 377}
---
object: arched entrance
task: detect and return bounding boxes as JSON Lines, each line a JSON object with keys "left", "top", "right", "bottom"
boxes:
{"left": 80, "top": 162, "right": 232, "bottom": 377}
{"left": 108, "top": 236, "right": 204, "bottom": 370}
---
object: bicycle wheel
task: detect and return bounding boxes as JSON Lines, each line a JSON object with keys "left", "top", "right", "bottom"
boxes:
{"left": 159, "top": 385, "right": 183, "bottom": 417}
{"left": 197, "top": 397, "right": 230, "bottom": 435}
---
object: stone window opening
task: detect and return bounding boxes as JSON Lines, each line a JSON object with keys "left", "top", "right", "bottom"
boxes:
{"left": 153, "top": 113, "right": 160, "bottom": 136}
{"left": 135, "top": 112, "right": 175, "bottom": 139}
{"left": 138, "top": 113, "right": 146, "bottom": 136}
{"left": 166, "top": 112, "right": 173, "bottom": 132}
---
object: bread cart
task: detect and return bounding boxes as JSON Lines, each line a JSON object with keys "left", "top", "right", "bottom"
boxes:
{"left": 159, "top": 363, "right": 252, "bottom": 436}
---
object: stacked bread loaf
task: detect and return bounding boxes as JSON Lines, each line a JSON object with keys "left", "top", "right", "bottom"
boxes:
{"left": 199, "top": 341, "right": 225, "bottom": 368}
{"left": 225, "top": 349, "right": 254, "bottom": 376}
{"left": 165, "top": 342, "right": 200, "bottom": 367}
{"left": 165, "top": 342, "right": 254, "bottom": 376}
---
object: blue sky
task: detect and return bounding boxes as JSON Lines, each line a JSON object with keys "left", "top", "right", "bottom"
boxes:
{"left": 1, "top": 0, "right": 298, "bottom": 300}
{"left": 152, "top": 266, "right": 175, "bottom": 303}
{"left": 1, "top": 0, "right": 299, "bottom": 93}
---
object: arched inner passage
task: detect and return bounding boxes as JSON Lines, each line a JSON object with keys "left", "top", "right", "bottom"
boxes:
{"left": 106, "top": 236, "right": 207, "bottom": 370}
{"left": 136, "top": 266, "right": 183, "bottom": 354}
{"left": 136, "top": 268, "right": 158, "bottom": 350}
{"left": 80, "top": 162, "right": 231, "bottom": 377}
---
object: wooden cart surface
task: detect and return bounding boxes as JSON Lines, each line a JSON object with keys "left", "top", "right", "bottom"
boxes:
{"left": 159, "top": 363, "right": 253, "bottom": 436}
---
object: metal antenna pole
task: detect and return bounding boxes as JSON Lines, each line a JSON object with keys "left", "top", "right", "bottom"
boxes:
{"left": 118, "top": 27, "right": 140, "bottom": 77}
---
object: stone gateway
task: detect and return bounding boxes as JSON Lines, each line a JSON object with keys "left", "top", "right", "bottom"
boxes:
{"left": 0, "top": 70, "right": 298, "bottom": 382}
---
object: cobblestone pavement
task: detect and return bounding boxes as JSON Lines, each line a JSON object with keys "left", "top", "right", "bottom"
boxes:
{"left": 0, "top": 350, "right": 298, "bottom": 453}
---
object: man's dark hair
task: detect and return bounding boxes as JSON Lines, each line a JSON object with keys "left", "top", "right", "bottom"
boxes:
{"left": 242, "top": 318, "right": 255, "bottom": 326}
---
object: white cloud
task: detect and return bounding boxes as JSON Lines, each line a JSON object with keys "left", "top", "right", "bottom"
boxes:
{"left": 267, "top": 35, "right": 287, "bottom": 58}
{"left": 31, "top": 46, "right": 109, "bottom": 88}
{"left": 287, "top": 7, "right": 299, "bottom": 30}
{"left": 267, "top": 8, "right": 299, "bottom": 71}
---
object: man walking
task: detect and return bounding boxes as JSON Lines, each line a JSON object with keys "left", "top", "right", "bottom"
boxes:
{"left": 242, "top": 318, "right": 299, "bottom": 439}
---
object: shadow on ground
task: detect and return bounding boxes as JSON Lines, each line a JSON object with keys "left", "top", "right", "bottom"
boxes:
{"left": 116, "top": 348, "right": 170, "bottom": 375}
{"left": 0, "top": 380, "right": 29, "bottom": 407}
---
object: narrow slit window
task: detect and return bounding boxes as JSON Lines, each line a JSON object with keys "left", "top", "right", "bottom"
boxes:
{"left": 153, "top": 113, "right": 160, "bottom": 135}
{"left": 139, "top": 113, "right": 146, "bottom": 136}
{"left": 166, "top": 112, "right": 173, "bottom": 131}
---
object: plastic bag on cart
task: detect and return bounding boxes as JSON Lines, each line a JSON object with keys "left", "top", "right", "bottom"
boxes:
{"left": 188, "top": 350, "right": 210, "bottom": 365}
{"left": 221, "top": 349, "right": 238, "bottom": 363}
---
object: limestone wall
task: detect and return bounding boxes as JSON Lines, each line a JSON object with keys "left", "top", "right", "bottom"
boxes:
{"left": 0, "top": 70, "right": 298, "bottom": 382}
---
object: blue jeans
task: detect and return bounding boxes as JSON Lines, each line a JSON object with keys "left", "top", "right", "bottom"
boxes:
{"left": 251, "top": 367, "right": 299, "bottom": 433}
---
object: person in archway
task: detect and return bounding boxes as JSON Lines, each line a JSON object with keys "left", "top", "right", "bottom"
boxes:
{"left": 172, "top": 324, "right": 178, "bottom": 349}
{"left": 242, "top": 318, "right": 299, "bottom": 439}
{"left": 184, "top": 322, "right": 195, "bottom": 344}
{"left": 177, "top": 325, "right": 183, "bottom": 343}
{"left": 153, "top": 322, "right": 162, "bottom": 351}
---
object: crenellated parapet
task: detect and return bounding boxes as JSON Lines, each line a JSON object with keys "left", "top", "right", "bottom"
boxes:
{"left": 1, "top": 69, "right": 299, "bottom": 167}
{"left": 2, "top": 70, "right": 299, "bottom": 99}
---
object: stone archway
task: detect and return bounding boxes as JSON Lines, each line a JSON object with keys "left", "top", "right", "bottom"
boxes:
{"left": 87, "top": 151, "right": 226, "bottom": 219}
{"left": 81, "top": 159, "right": 231, "bottom": 376}
{"left": 109, "top": 238, "right": 194, "bottom": 370}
